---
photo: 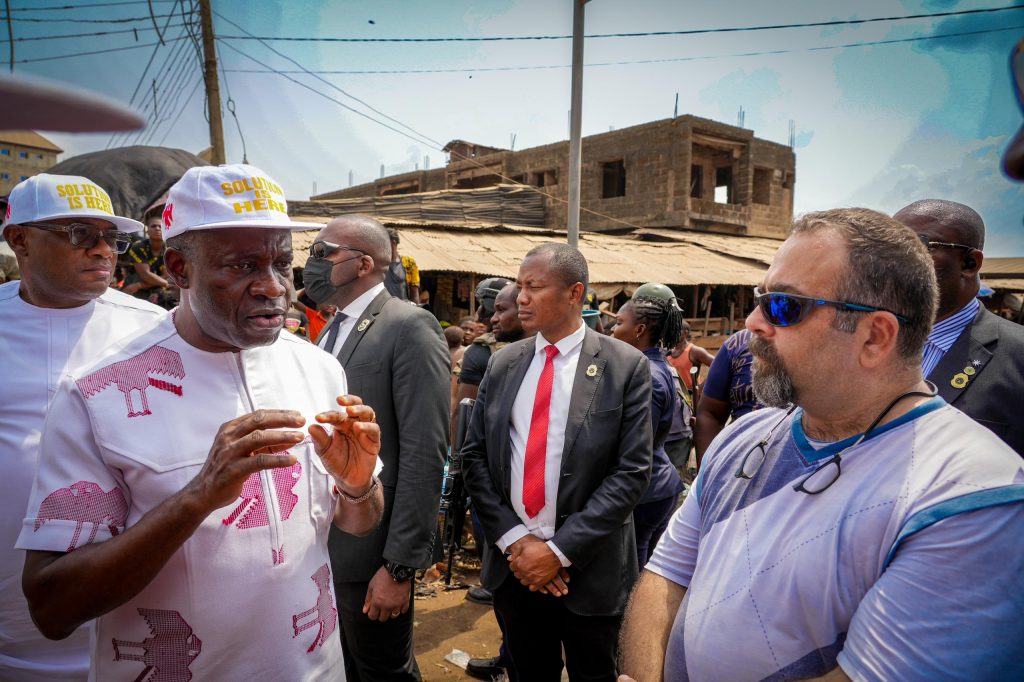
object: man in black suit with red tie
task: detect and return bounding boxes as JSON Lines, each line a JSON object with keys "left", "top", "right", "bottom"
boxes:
{"left": 462, "top": 243, "right": 653, "bottom": 682}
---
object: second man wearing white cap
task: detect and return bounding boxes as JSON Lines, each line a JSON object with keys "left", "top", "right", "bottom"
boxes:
{"left": 17, "top": 164, "right": 384, "bottom": 681}
{"left": 0, "top": 173, "right": 164, "bottom": 681}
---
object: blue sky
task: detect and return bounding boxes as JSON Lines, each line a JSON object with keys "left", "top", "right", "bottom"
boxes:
{"left": 9, "top": 0, "right": 1024, "bottom": 254}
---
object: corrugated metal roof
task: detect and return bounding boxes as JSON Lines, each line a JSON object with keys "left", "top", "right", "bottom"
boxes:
{"left": 0, "top": 130, "right": 62, "bottom": 152}
{"left": 981, "top": 258, "right": 1024, "bottom": 276}
{"left": 290, "top": 225, "right": 767, "bottom": 286}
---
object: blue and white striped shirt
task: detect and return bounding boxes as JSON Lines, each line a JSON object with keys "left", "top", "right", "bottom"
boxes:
{"left": 922, "top": 298, "right": 980, "bottom": 377}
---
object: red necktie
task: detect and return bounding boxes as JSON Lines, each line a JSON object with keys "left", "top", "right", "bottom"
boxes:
{"left": 523, "top": 345, "right": 559, "bottom": 518}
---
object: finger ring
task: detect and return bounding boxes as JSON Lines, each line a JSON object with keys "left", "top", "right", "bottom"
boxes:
{"left": 391, "top": 610, "right": 400, "bottom": 617}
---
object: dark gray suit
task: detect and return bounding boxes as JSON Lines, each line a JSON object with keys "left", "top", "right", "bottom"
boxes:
{"left": 462, "top": 327, "right": 652, "bottom": 681}
{"left": 927, "top": 306, "right": 1024, "bottom": 457}
{"left": 324, "top": 289, "right": 449, "bottom": 681}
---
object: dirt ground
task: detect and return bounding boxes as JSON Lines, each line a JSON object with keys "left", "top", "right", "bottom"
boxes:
{"left": 412, "top": 561, "right": 502, "bottom": 682}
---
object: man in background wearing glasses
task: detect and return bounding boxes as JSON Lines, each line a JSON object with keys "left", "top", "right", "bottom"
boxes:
{"left": 619, "top": 208, "right": 1024, "bottom": 682}
{"left": 0, "top": 173, "right": 164, "bottom": 680}
{"left": 894, "top": 199, "right": 1024, "bottom": 456}
{"left": 303, "top": 215, "right": 449, "bottom": 682}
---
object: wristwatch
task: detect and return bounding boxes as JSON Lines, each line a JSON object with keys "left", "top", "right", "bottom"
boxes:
{"left": 383, "top": 560, "right": 416, "bottom": 582}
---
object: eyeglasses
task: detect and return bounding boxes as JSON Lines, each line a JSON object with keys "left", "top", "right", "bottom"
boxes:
{"left": 735, "top": 405, "right": 796, "bottom": 479}
{"left": 308, "top": 240, "right": 367, "bottom": 260}
{"left": 917, "top": 235, "right": 976, "bottom": 253}
{"left": 737, "top": 382, "right": 938, "bottom": 495}
{"left": 753, "top": 286, "right": 908, "bottom": 327}
{"left": 25, "top": 221, "right": 133, "bottom": 254}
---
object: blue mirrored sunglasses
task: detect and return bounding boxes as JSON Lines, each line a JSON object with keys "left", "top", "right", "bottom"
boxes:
{"left": 752, "top": 287, "right": 908, "bottom": 327}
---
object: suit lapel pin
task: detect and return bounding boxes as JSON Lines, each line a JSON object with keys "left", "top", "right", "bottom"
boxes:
{"left": 357, "top": 319, "right": 370, "bottom": 332}
{"left": 963, "top": 365, "right": 976, "bottom": 376}
{"left": 586, "top": 364, "right": 598, "bottom": 377}
{"left": 970, "top": 359, "right": 982, "bottom": 367}
{"left": 951, "top": 372, "right": 969, "bottom": 389}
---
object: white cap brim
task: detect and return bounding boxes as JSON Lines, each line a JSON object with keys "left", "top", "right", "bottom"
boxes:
{"left": 20, "top": 212, "right": 144, "bottom": 234}
{"left": 177, "top": 218, "right": 325, "bottom": 233}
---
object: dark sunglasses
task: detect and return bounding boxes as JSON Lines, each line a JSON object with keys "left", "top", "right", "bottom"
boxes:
{"left": 917, "top": 235, "right": 976, "bottom": 253}
{"left": 753, "top": 286, "right": 908, "bottom": 327}
{"left": 26, "top": 221, "right": 133, "bottom": 254}
{"left": 308, "top": 241, "right": 367, "bottom": 260}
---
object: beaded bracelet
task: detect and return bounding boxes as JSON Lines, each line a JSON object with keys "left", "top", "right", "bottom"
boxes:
{"left": 333, "top": 476, "right": 380, "bottom": 504}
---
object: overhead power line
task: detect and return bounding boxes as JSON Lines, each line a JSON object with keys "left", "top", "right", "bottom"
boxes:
{"left": 216, "top": 39, "right": 442, "bottom": 151}
{"left": 223, "top": 24, "right": 1024, "bottom": 76}
{"left": 0, "top": 22, "right": 187, "bottom": 42}
{"left": 215, "top": 4, "right": 1024, "bottom": 43}
{"left": 213, "top": 9, "right": 444, "bottom": 149}
{"left": 7, "top": 0, "right": 177, "bottom": 10}
{"left": 0, "top": 34, "right": 187, "bottom": 64}
{"left": 0, "top": 12, "right": 176, "bottom": 23}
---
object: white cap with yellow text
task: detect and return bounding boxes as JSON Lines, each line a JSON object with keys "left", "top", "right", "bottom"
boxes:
{"left": 3, "top": 173, "right": 143, "bottom": 234}
{"left": 162, "top": 164, "right": 321, "bottom": 239}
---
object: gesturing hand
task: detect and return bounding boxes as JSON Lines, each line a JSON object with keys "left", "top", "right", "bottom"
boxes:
{"left": 185, "top": 409, "right": 305, "bottom": 514}
{"left": 309, "top": 395, "right": 381, "bottom": 495}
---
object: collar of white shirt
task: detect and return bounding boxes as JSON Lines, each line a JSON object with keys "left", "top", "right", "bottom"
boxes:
{"left": 342, "top": 281, "right": 387, "bottom": 321}
{"left": 535, "top": 321, "right": 587, "bottom": 358}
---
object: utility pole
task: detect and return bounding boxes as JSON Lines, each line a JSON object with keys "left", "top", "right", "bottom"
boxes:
{"left": 566, "top": 0, "right": 588, "bottom": 248}
{"left": 198, "top": 0, "right": 225, "bottom": 164}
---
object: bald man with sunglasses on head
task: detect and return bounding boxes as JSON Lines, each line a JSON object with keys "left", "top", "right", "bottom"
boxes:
{"left": 618, "top": 208, "right": 1024, "bottom": 682}
{"left": 0, "top": 174, "right": 164, "bottom": 680}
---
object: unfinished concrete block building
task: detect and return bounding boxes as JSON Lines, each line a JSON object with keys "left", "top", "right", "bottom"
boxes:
{"left": 314, "top": 115, "right": 795, "bottom": 238}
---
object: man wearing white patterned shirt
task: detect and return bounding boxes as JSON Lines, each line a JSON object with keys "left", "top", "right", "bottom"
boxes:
{"left": 895, "top": 199, "right": 1024, "bottom": 456}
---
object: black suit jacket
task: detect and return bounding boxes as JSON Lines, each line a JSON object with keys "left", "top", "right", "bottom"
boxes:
{"left": 927, "top": 306, "right": 1024, "bottom": 457}
{"left": 461, "top": 327, "right": 653, "bottom": 617}
{"left": 326, "top": 290, "right": 451, "bottom": 581}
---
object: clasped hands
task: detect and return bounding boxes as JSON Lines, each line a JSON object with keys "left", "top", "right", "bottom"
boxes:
{"left": 507, "top": 534, "right": 570, "bottom": 597}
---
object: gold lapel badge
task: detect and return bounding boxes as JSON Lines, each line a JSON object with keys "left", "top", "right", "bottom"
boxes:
{"left": 951, "top": 373, "right": 969, "bottom": 389}
{"left": 963, "top": 365, "right": 976, "bottom": 376}
{"left": 356, "top": 319, "right": 370, "bottom": 332}
{"left": 586, "top": 364, "right": 598, "bottom": 377}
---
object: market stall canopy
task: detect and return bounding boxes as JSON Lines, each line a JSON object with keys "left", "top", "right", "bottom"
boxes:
{"left": 46, "top": 146, "right": 209, "bottom": 220}
{"left": 290, "top": 220, "right": 770, "bottom": 299}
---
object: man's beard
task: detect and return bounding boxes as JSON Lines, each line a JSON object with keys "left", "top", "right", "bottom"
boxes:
{"left": 748, "top": 336, "right": 797, "bottom": 408}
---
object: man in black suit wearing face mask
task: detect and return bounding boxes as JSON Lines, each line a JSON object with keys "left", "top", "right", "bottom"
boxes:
{"left": 303, "top": 214, "right": 450, "bottom": 681}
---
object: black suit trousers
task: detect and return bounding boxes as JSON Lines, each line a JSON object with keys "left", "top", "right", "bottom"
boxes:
{"left": 493, "top": 574, "right": 622, "bottom": 682}
{"left": 335, "top": 580, "right": 420, "bottom": 681}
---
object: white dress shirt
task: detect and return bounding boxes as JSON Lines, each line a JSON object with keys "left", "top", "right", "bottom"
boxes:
{"left": 497, "top": 321, "right": 587, "bottom": 566}
{"left": 318, "top": 282, "right": 386, "bottom": 356}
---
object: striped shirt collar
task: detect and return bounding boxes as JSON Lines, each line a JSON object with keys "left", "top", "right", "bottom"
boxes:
{"left": 928, "top": 298, "right": 980, "bottom": 353}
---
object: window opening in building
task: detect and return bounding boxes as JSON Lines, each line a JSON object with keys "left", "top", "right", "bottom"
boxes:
{"left": 0, "top": 149, "right": 8, "bottom": 156}
{"left": 601, "top": 160, "right": 626, "bottom": 198}
{"left": 18, "top": 151, "right": 28, "bottom": 159}
{"left": 714, "top": 166, "right": 733, "bottom": 204}
{"left": 690, "top": 164, "right": 704, "bottom": 199}
{"left": 531, "top": 169, "right": 557, "bottom": 187}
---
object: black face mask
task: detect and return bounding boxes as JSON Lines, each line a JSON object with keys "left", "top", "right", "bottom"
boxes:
{"left": 302, "top": 257, "right": 358, "bottom": 305}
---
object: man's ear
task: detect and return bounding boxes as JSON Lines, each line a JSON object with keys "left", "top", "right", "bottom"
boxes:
{"left": 3, "top": 226, "right": 29, "bottom": 257}
{"left": 860, "top": 312, "right": 901, "bottom": 370}
{"left": 569, "top": 282, "right": 586, "bottom": 306}
{"left": 963, "top": 249, "right": 983, "bottom": 275}
{"left": 164, "top": 248, "right": 190, "bottom": 289}
{"left": 358, "top": 254, "right": 375, "bottom": 278}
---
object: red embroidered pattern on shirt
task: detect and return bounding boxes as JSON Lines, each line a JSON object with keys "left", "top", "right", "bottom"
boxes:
{"left": 221, "top": 461, "right": 301, "bottom": 528}
{"left": 112, "top": 608, "right": 202, "bottom": 682}
{"left": 292, "top": 563, "right": 337, "bottom": 653}
{"left": 33, "top": 481, "right": 128, "bottom": 551}
{"left": 76, "top": 345, "right": 185, "bottom": 418}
